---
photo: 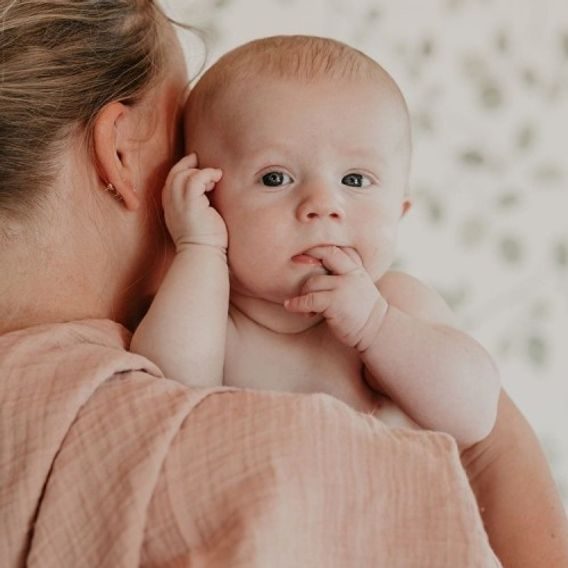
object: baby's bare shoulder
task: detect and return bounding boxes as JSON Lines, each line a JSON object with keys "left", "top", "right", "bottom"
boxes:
{"left": 376, "top": 271, "right": 458, "bottom": 325}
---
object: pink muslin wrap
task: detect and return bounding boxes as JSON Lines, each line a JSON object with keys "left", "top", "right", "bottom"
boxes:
{"left": 0, "top": 319, "right": 500, "bottom": 566}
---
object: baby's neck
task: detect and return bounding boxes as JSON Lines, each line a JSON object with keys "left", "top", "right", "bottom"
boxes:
{"left": 229, "top": 291, "right": 323, "bottom": 335}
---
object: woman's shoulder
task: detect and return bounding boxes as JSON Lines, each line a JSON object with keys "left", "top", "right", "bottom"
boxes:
{"left": 143, "top": 388, "right": 498, "bottom": 566}
{"left": 0, "top": 317, "right": 167, "bottom": 412}
{"left": 0, "top": 317, "right": 223, "bottom": 566}
{"left": 0, "top": 318, "right": 131, "bottom": 356}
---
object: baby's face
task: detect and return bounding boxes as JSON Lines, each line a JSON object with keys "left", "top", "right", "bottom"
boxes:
{"left": 187, "top": 76, "right": 411, "bottom": 303}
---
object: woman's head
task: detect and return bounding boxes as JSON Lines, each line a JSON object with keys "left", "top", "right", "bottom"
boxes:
{"left": 0, "top": 0, "right": 190, "bottom": 330}
{"left": 1, "top": 0, "right": 172, "bottom": 223}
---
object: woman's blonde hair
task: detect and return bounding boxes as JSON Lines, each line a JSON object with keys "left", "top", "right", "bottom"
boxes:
{"left": 0, "top": 0, "right": 170, "bottom": 229}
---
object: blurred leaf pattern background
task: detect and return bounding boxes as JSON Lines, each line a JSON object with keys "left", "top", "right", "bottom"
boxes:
{"left": 164, "top": 0, "right": 568, "bottom": 505}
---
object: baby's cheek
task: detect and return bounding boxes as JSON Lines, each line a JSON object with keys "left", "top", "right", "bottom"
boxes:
{"left": 362, "top": 232, "right": 398, "bottom": 279}
{"left": 227, "top": 233, "right": 269, "bottom": 275}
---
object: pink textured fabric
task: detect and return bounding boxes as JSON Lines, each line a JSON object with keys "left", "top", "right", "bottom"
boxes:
{"left": 0, "top": 319, "right": 500, "bottom": 567}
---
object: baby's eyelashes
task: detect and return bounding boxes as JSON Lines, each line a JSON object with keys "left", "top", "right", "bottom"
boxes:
{"left": 260, "top": 171, "right": 294, "bottom": 187}
{"left": 341, "top": 173, "right": 373, "bottom": 188}
{"left": 254, "top": 170, "right": 378, "bottom": 190}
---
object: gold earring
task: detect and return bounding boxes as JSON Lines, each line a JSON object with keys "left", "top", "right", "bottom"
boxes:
{"left": 104, "top": 182, "right": 122, "bottom": 201}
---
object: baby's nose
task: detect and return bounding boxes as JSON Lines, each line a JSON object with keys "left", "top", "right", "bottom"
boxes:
{"left": 296, "top": 184, "right": 345, "bottom": 221}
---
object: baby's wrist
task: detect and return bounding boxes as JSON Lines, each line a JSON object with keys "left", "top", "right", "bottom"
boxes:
{"left": 175, "top": 240, "right": 227, "bottom": 258}
{"left": 356, "top": 297, "right": 389, "bottom": 353}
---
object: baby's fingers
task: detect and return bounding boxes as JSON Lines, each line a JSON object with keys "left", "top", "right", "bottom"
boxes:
{"left": 163, "top": 153, "right": 199, "bottom": 187}
{"left": 164, "top": 167, "right": 222, "bottom": 209}
{"left": 174, "top": 152, "right": 199, "bottom": 172}
{"left": 303, "top": 245, "right": 362, "bottom": 275}
{"left": 299, "top": 274, "right": 337, "bottom": 295}
{"left": 284, "top": 291, "right": 332, "bottom": 314}
{"left": 185, "top": 168, "right": 223, "bottom": 196}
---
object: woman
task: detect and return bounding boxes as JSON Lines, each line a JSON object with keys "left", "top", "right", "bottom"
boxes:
{"left": 1, "top": 1, "right": 566, "bottom": 566}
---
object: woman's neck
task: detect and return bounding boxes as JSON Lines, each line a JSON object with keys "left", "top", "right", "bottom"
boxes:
{"left": 0, "top": 223, "right": 120, "bottom": 335}
{"left": 0, "top": 258, "right": 110, "bottom": 335}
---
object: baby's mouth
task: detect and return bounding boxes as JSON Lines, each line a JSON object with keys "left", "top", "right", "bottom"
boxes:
{"left": 290, "top": 253, "right": 324, "bottom": 266}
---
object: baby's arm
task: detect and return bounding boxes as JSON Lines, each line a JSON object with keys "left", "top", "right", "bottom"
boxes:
{"left": 284, "top": 246, "right": 500, "bottom": 447}
{"left": 131, "top": 154, "right": 228, "bottom": 388}
{"left": 363, "top": 270, "right": 500, "bottom": 446}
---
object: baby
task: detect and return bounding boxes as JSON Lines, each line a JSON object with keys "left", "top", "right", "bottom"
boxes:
{"left": 132, "top": 35, "right": 500, "bottom": 446}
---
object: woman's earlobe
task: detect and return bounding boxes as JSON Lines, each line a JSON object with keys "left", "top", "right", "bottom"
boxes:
{"left": 93, "top": 102, "right": 140, "bottom": 211}
{"left": 401, "top": 198, "right": 412, "bottom": 217}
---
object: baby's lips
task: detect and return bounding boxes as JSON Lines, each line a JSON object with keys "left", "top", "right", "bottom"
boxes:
{"left": 291, "top": 253, "right": 324, "bottom": 266}
{"left": 302, "top": 244, "right": 359, "bottom": 260}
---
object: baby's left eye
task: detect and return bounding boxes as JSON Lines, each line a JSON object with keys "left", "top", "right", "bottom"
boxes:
{"left": 261, "top": 171, "right": 293, "bottom": 187}
{"left": 341, "top": 173, "right": 372, "bottom": 188}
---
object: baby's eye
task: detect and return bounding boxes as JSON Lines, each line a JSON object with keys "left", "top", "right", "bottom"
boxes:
{"left": 261, "top": 171, "right": 293, "bottom": 187}
{"left": 341, "top": 173, "right": 372, "bottom": 188}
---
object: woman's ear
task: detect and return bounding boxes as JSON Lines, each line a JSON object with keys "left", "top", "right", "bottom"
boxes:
{"left": 401, "top": 197, "right": 412, "bottom": 217}
{"left": 93, "top": 102, "right": 140, "bottom": 211}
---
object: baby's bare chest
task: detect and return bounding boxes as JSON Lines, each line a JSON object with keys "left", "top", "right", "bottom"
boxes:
{"left": 223, "top": 324, "right": 382, "bottom": 414}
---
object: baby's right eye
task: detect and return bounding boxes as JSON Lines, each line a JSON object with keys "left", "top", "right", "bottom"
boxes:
{"left": 261, "top": 171, "right": 293, "bottom": 187}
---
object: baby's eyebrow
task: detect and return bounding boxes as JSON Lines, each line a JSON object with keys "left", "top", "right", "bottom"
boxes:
{"left": 340, "top": 146, "right": 385, "bottom": 162}
{"left": 246, "top": 142, "right": 295, "bottom": 162}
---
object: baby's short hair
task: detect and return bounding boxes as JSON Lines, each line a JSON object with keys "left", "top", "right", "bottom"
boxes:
{"left": 211, "top": 35, "right": 382, "bottom": 81}
{"left": 186, "top": 35, "right": 407, "bottom": 128}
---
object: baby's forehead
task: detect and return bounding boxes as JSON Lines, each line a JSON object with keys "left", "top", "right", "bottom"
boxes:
{"left": 195, "top": 82, "right": 407, "bottom": 169}
{"left": 189, "top": 71, "right": 402, "bottom": 125}
{"left": 184, "top": 37, "right": 410, "bottom": 159}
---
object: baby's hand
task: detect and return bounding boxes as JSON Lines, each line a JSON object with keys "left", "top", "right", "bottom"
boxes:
{"left": 162, "top": 154, "right": 227, "bottom": 251}
{"left": 284, "top": 246, "right": 388, "bottom": 351}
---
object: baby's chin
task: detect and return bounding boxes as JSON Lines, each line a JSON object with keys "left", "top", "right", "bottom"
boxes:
{"left": 228, "top": 286, "right": 294, "bottom": 307}
{"left": 228, "top": 272, "right": 324, "bottom": 304}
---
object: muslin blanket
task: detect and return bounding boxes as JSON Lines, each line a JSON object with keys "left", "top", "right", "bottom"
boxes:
{"left": 0, "top": 319, "right": 500, "bottom": 567}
